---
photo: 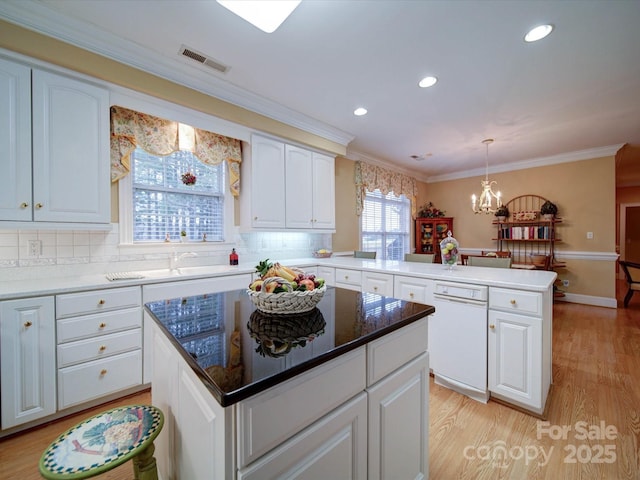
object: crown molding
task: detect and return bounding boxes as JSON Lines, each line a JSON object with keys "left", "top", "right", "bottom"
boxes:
{"left": 0, "top": 2, "right": 354, "bottom": 147}
{"left": 426, "top": 144, "right": 624, "bottom": 183}
{"left": 344, "top": 150, "right": 432, "bottom": 183}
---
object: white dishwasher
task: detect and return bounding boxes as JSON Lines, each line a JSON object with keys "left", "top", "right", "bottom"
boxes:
{"left": 429, "top": 281, "right": 489, "bottom": 403}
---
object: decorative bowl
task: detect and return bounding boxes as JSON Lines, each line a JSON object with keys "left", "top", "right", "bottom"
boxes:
{"left": 312, "top": 251, "right": 332, "bottom": 258}
{"left": 246, "top": 285, "right": 327, "bottom": 314}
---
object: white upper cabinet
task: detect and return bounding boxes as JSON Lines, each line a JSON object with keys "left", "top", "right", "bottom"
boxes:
{"left": 311, "top": 151, "right": 335, "bottom": 229}
{"left": 244, "top": 134, "right": 335, "bottom": 231}
{"left": 0, "top": 57, "right": 110, "bottom": 227}
{"left": 250, "top": 136, "right": 286, "bottom": 228}
{"left": 285, "top": 145, "right": 313, "bottom": 228}
{"left": 0, "top": 58, "right": 32, "bottom": 222}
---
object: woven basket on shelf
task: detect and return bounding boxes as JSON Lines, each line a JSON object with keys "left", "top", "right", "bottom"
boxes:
{"left": 246, "top": 284, "right": 327, "bottom": 314}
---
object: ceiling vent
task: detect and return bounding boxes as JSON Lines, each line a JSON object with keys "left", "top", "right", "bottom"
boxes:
{"left": 178, "top": 45, "right": 229, "bottom": 73}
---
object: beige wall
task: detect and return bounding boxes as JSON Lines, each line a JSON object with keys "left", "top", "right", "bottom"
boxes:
{"left": 332, "top": 157, "right": 358, "bottom": 252}
{"left": 417, "top": 156, "right": 617, "bottom": 299}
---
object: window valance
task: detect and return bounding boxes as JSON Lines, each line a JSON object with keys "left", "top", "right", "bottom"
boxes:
{"left": 110, "top": 106, "right": 243, "bottom": 196}
{"left": 355, "top": 161, "right": 417, "bottom": 217}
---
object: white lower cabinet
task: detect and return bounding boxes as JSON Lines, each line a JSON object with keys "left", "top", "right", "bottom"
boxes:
{"left": 0, "top": 296, "right": 56, "bottom": 429}
{"left": 368, "top": 352, "right": 429, "bottom": 480}
{"left": 238, "top": 393, "right": 367, "bottom": 480}
{"left": 334, "top": 268, "right": 362, "bottom": 291}
{"left": 488, "top": 287, "right": 550, "bottom": 415}
{"left": 393, "top": 275, "right": 433, "bottom": 304}
{"left": 362, "top": 271, "right": 394, "bottom": 296}
{"left": 152, "top": 316, "right": 430, "bottom": 479}
{"left": 56, "top": 286, "right": 142, "bottom": 409}
{"left": 488, "top": 309, "right": 541, "bottom": 409}
{"left": 317, "top": 266, "right": 335, "bottom": 286}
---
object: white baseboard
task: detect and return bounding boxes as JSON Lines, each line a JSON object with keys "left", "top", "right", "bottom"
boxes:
{"left": 556, "top": 292, "right": 618, "bottom": 309}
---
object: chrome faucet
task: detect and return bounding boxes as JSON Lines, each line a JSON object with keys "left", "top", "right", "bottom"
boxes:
{"left": 170, "top": 251, "right": 197, "bottom": 272}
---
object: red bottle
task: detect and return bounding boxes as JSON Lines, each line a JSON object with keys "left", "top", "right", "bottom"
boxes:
{"left": 229, "top": 248, "right": 238, "bottom": 265}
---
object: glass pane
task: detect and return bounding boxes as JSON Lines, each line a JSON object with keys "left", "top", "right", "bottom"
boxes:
{"left": 131, "top": 146, "right": 224, "bottom": 242}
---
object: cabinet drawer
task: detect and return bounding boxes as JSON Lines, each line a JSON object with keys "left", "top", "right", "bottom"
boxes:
{"left": 393, "top": 275, "right": 432, "bottom": 304}
{"left": 56, "top": 286, "right": 141, "bottom": 318}
{"left": 489, "top": 288, "right": 542, "bottom": 316}
{"left": 57, "top": 328, "right": 142, "bottom": 367}
{"left": 57, "top": 350, "right": 142, "bottom": 409}
{"left": 335, "top": 268, "right": 362, "bottom": 288}
{"left": 57, "top": 307, "right": 141, "bottom": 343}
{"left": 317, "top": 266, "right": 335, "bottom": 286}
{"left": 367, "top": 317, "right": 428, "bottom": 386}
{"left": 237, "top": 347, "right": 366, "bottom": 468}
{"left": 362, "top": 272, "right": 394, "bottom": 296}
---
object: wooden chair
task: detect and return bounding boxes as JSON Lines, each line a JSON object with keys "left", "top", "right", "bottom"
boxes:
{"left": 404, "top": 253, "right": 434, "bottom": 263}
{"left": 354, "top": 250, "right": 376, "bottom": 259}
{"left": 619, "top": 260, "right": 640, "bottom": 307}
{"left": 481, "top": 251, "right": 512, "bottom": 258}
{"left": 467, "top": 256, "right": 512, "bottom": 268}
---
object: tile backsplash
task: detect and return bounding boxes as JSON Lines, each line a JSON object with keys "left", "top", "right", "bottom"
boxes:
{"left": 0, "top": 224, "right": 332, "bottom": 281}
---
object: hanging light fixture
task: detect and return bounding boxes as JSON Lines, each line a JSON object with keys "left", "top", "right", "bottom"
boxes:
{"left": 471, "top": 138, "right": 502, "bottom": 214}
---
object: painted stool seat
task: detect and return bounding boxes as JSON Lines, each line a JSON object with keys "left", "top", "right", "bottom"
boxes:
{"left": 39, "top": 405, "right": 164, "bottom": 480}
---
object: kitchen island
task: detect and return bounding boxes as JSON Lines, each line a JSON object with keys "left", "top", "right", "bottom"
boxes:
{"left": 145, "top": 286, "right": 434, "bottom": 480}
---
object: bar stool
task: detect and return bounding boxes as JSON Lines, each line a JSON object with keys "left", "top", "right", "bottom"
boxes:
{"left": 39, "top": 405, "right": 163, "bottom": 480}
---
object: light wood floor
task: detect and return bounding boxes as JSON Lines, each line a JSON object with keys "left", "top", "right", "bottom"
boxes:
{"left": 1, "top": 286, "right": 638, "bottom": 480}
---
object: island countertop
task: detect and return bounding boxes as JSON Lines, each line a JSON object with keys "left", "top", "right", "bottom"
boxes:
{"left": 144, "top": 286, "right": 434, "bottom": 407}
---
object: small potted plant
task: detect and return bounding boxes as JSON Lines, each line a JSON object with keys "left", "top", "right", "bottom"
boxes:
{"left": 180, "top": 230, "right": 187, "bottom": 242}
{"left": 494, "top": 206, "right": 509, "bottom": 222}
{"left": 540, "top": 200, "right": 558, "bottom": 220}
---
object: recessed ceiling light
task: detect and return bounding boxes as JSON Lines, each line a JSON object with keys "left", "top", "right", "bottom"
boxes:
{"left": 524, "top": 24, "right": 554, "bottom": 43}
{"left": 354, "top": 107, "right": 368, "bottom": 116}
{"left": 418, "top": 76, "right": 438, "bottom": 88}
{"left": 217, "top": 0, "right": 301, "bottom": 33}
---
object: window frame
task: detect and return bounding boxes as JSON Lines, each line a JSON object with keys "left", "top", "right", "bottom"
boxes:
{"left": 112, "top": 89, "right": 246, "bottom": 251}
{"left": 359, "top": 189, "right": 411, "bottom": 261}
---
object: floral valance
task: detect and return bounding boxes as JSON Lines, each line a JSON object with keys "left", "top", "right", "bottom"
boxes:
{"left": 110, "top": 106, "right": 243, "bottom": 196}
{"left": 354, "top": 161, "right": 417, "bottom": 217}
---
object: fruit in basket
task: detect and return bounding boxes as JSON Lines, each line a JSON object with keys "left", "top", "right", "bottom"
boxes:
{"left": 252, "top": 259, "right": 324, "bottom": 292}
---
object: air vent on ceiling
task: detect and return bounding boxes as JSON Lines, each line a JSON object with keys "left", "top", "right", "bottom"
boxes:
{"left": 178, "top": 45, "right": 229, "bottom": 73}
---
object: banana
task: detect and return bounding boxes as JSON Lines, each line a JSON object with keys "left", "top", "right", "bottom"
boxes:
{"left": 273, "top": 263, "right": 296, "bottom": 282}
{"left": 262, "top": 276, "right": 294, "bottom": 292}
{"left": 262, "top": 266, "right": 279, "bottom": 279}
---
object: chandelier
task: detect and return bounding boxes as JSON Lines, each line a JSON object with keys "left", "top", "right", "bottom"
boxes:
{"left": 471, "top": 138, "right": 502, "bottom": 214}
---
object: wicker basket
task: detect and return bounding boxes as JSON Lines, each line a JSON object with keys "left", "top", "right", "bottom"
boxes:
{"left": 312, "top": 251, "right": 332, "bottom": 258}
{"left": 247, "top": 284, "right": 327, "bottom": 314}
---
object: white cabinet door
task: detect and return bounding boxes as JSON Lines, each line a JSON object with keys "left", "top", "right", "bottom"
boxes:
{"left": 393, "top": 275, "right": 433, "bottom": 304}
{"left": 312, "top": 152, "right": 335, "bottom": 229}
{"left": 250, "top": 136, "right": 286, "bottom": 228}
{"left": 317, "top": 266, "right": 335, "bottom": 286}
{"left": 362, "top": 271, "right": 394, "bottom": 297}
{"left": 367, "top": 352, "right": 429, "bottom": 480}
{"left": 285, "top": 144, "right": 313, "bottom": 229}
{"left": 0, "top": 296, "right": 56, "bottom": 429}
{"left": 488, "top": 309, "right": 542, "bottom": 409}
{"left": 238, "top": 392, "right": 367, "bottom": 480}
{"left": 0, "top": 58, "right": 32, "bottom": 222}
{"left": 31, "top": 70, "right": 110, "bottom": 224}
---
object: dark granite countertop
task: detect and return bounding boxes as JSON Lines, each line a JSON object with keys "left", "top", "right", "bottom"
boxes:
{"left": 144, "top": 286, "right": 434, "bottom": 407}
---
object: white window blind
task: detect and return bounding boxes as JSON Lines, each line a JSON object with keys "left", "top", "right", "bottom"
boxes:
{"left": 361, "top": 190, "right": 410, "bottom": 260}
{"left": 132, "top": 148, "right": 225, "bottom": 242}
